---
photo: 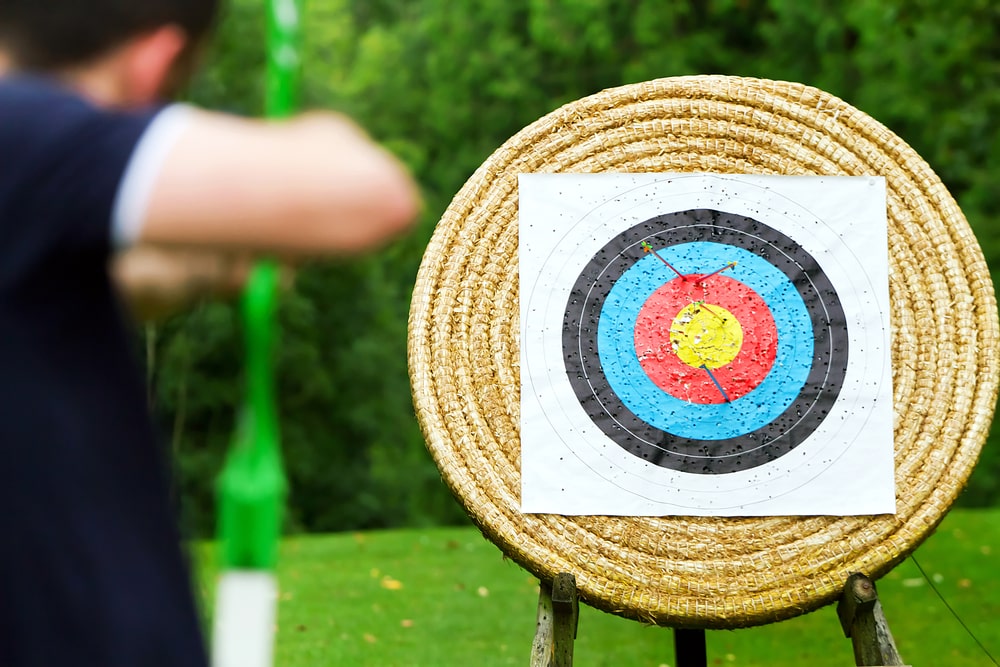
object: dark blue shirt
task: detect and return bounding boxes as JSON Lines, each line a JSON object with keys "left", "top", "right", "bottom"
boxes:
{"left": 0, "top": 76, "right": 208, "bottom": 666}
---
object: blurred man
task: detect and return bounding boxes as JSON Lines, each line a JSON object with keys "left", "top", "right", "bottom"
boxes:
{"left": 0, "top": 1, "right": 420, "bottom": 664}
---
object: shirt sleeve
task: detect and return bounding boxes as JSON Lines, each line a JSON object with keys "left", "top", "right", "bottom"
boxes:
{"left": 7, "top": 88, "right": 191, "bottom": 256}
{"left": 110, "top": 104, "right": 194, "bottom": 249}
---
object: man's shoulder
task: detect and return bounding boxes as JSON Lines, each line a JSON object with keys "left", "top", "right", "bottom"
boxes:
{"left": 0, "top": 74, "right": 80, "bottom": 99}
{"left": 0, "top": 75, "right": 163, "bottom": 252}
{"left": 0, "top": 76, "right": 113, "bottom": 171}
{"left": 0, "top": 74, "right": 94, "bottom": 126}
{"left": 0, "top": 75, "right": 159, "bottom": 150}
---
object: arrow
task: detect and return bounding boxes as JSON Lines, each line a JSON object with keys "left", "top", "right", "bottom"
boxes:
{"left": 700, "top": 364, "right": 731, "bottom": 403}
{"left": 641, "top": 240, "right": 687, "bottom": 280}
{"left": 697, "top": 261, "right": 737, "bottom": 282}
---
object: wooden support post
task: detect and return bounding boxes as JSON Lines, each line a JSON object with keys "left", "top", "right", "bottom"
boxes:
{"left": 837, "top": 572, "right": 909, "bottom": 667}
{"left": 674, "top": 629, "right": 707, "bottom": 667}
{"left": 530, "top": 573, "right": 579, "bottom": 667}
{"left": 530, "top": 579, "right": 555, "bottom": 667}
{"left": 551, "top": 573, "right": 579, "bottom": 666}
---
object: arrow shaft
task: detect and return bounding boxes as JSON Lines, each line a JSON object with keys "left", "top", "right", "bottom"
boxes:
{"left": 700, "top": 364, "right": 731, "bottom": 402}
{"left": 643, "top": 242, "right": 686, "bottom": 280}
{"left": 698, "top": 262, "right": 736, "bottom": 281}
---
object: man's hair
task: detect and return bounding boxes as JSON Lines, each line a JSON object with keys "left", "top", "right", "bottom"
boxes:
{"left": 0, "top": 0, "right": 220, "bottom": 70}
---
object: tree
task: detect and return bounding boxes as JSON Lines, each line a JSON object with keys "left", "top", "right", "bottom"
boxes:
{"left": 158, "top": 0, "right": 1000, "bottom": 538}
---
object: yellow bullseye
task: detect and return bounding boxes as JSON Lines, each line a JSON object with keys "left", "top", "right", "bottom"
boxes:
{"left": 670, "top": 303, "right": 743, "bottom": 369}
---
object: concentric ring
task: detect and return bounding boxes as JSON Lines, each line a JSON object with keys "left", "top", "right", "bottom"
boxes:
{"left": 563, "top": 209, "right": 849, "bottom": 473}
{"left": 635, "top": 275, "right": 777, "bottom": 403}
{"left": 598, "top": 239, "right": 812, "bottom": 430}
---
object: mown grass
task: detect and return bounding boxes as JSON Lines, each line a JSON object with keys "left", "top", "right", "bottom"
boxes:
{"left": 195, "top": 508, "right": 999, "bottom": 666}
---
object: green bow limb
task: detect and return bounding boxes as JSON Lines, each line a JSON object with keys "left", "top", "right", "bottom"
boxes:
{"left": 215, "top": 0, "right": 302, "bottom": 573}
{"left": 265, "top": 0, "right": 302, "bottom": 119}
{"left": 216, "top": 261, "right": 286, "bottom": 570}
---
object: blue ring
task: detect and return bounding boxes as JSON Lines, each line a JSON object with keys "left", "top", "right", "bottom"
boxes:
{"left": 597, "top": 242, "right": 813, "bottom": 440}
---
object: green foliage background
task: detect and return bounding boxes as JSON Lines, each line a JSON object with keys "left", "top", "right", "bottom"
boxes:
{"left": 161, "top": 0, "right": 1000, "bottom": 537}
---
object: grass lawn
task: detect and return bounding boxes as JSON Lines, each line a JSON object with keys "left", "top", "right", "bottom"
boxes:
{"left": 195, "top": 509, "right": 999, "bottom": 666}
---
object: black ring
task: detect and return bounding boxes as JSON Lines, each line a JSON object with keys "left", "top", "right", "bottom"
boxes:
{"left": 562, "top": 209, "right": 849, "bottom": 474}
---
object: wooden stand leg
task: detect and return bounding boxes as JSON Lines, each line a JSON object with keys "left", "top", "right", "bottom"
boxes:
{"left": 837, "top": 572, "right": 910, "bottom": 666}
{"left": 530, "top": 578, "right": 555, "bottom": 667}
{"left": 530, "top": 573, "right": 579, "bottom": 667}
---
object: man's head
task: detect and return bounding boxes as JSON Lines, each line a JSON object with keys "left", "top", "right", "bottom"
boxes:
{"left": 0, "top": 0, "right": 220, "bottom": 104}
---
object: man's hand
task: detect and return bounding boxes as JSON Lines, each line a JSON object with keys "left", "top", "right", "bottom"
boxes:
{"left": 112, "top": 245, "right": 258, "bottom": 321}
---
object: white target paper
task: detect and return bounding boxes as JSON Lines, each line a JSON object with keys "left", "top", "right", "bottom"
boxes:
{"left": 519, "top": 173, "right": 895, "bottom": 516}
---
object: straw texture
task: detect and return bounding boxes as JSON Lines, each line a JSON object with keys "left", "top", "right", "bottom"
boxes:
{"left": 407, "top": 75, "right": 1000, "bottom": 628}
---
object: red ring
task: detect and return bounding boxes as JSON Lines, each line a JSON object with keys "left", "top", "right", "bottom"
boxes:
{"left": 634, "top": 274, "right": 778, "bottom": 404}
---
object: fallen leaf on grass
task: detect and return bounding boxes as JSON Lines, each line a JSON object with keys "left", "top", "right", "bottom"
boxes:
{"left": 401, "top": 619, "right": 414, "bottom": 628}
{"left": 381, "top": 576, "right": 404, "bottom": 590}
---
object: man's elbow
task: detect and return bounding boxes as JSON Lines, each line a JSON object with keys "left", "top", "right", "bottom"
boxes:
{"left": 341, "top": 154, "right": 421, "bottom": 250}
{"left": 376, "top": 166, "right": 421, "bottom": 238}
{"left": 292, "top": 113, "right": 423, "bottom": 252}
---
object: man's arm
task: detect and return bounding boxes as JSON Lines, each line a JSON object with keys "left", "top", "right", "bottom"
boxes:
{"left": 136, "top": 109, "right": 420, "bottom": 253}
{"left": 112, "top": 108, "right": 420, "bottom": 319}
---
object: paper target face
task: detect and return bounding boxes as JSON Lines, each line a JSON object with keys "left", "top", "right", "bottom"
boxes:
{"left": 520, "top": 174, "right": 895, "bottom": 516}
{"left": 564, "top": 209, "right": 850, "bottom": 474}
